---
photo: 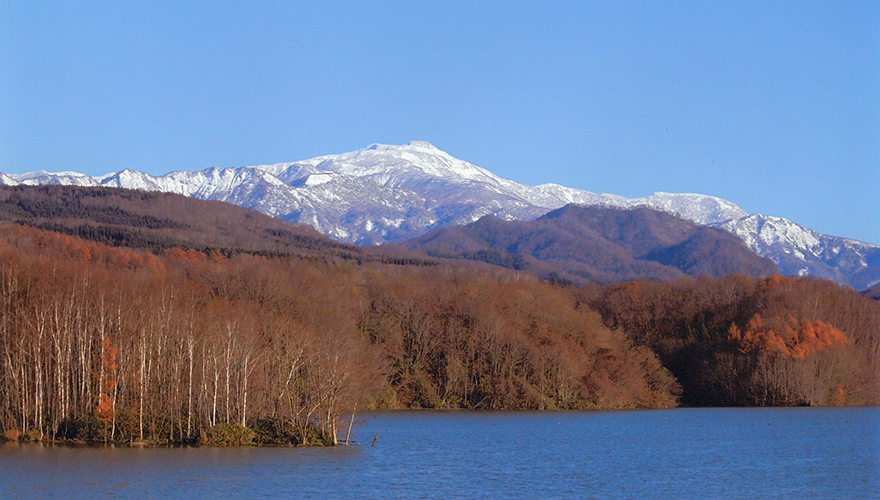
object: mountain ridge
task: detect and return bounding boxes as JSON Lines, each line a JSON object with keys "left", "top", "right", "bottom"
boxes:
{"left": 2, "top": 141, "right": 876, "bottom": 289}
{"left": 403, "top": 205, "right": 776, "bottom": 285}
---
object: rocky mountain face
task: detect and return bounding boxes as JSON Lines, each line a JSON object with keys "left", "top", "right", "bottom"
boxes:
{"left": 3, "top": 141, "right": 877, "bottom": 289}
{"left": 717, "top": 215, "right": 879, "bottom": 290}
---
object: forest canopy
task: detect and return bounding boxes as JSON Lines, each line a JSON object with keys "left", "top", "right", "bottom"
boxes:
{"left": 1, "top": 204, "right": 878, "bottom": 446}
{"left": 0, "top": 223, "right": 679, "bottom": 445}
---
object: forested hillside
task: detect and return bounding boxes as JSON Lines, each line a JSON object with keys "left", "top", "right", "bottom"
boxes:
{"left": 1, "top": 186, "right": 876, "bottom": 447}
{"left": 0, "top": 223, "right": 679, "bottom": 445}
{"left": 585, "top": 276, "right": 880, "bottom": 406}
{"left": 405, "top": 205, "right": 776, "bottom": 284}
{"left": 0, "top": 185, "right": 355, "bottom": 257}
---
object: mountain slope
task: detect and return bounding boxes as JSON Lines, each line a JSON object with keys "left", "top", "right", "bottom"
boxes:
{"left": 2, "top": 141, "right": 876, "bottom": 288}
{"left": 718, "top": 215, "right": 879, "bottom": 290}
{"left": 402, "top": 205, "right": 776, "bottom": 285}
{"left": 863, "top": 284, "right": 880, "bottom": 301}
{"left": 0, "top": 184, "right": 356, "bottom": 257}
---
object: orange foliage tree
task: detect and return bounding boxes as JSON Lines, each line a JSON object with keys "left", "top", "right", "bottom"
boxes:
{"left": 728, "top": 314, "right": 849, "bottom": 359}
{"left": 586, "top": 274, "right": 880, "bottom": 406}
{"left": 96, "top": 337, "right": 119, "bottom": 439}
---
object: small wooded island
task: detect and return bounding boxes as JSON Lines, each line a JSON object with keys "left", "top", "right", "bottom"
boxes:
{"left": 1, "top": 186, "right": 878, "bottom": 446}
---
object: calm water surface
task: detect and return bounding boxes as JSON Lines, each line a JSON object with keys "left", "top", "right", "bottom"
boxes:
{"left": 2, "top": 407, "right": 878, "bottom": 499}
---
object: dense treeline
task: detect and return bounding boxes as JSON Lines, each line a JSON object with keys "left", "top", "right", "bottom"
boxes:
{"left": 585, "top": 276, "right": 880, "bottom": 406}
{"left": 359, "top": 270, "right": 678, "bottom": 410}
{"left": 29, "top": 221, "right": 197, "bottom": 253}
{"left": 3, "top": 218, "right": 876, "bottom": 447}
{"left": 0, "top": 224, "right": 678, "bottom": 446}
{"left": 0, "top": 188, "right": 189, "bottom": 230}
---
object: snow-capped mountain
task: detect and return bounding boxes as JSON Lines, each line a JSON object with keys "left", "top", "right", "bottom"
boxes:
{"left": 2, "top": 141, "right": 877, "bottom": 289}
{"left": 718, "top": 215, "right": 879, "bottom": 290}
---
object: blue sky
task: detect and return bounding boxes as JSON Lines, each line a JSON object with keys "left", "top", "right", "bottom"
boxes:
{"left": 2, "top": 1, "right": 878, "bottom": 244}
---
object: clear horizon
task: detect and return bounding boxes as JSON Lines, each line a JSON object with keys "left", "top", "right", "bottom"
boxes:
{"left": 1, "top": 2, "right": 877, "bottom": 244}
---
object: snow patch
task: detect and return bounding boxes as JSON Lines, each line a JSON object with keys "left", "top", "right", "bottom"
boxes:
{"left": 303, "top": 173, "right": 334, "bottom": 187}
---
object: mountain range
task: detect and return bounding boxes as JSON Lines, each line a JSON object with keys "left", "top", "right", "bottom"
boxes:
{"left": 0, "top": 184, "right": 773, "bottom": 288}
{"left": 2, "top": 141, "right": 877, "bottom": 289}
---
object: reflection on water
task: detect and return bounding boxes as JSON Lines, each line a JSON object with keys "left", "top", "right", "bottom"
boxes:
{"left": 2, "top": 407, "right": 878, "bottom": 499}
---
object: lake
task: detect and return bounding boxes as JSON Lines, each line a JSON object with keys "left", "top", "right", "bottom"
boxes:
{"left": 2, "top": 407, "right": 878, "bottom": 499}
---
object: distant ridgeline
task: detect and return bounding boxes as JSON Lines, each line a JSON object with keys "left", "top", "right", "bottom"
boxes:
{"left": 0, "top": 185, "right": 430, "bottom": 266}
{"left": 404, "top": 204, "right": 778, "bottom": 285}
{"left": 1, "top": 185, "right": 878, "bottom": 446}
{"left": 4, "top": 141, "right": 876, "bottom": 290}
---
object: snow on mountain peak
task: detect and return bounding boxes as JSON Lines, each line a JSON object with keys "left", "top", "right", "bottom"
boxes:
{"left": 0, "top": 173, "right": 19, "bottom": 186}
{"left": 640, "top": 192, "right": 748, "bottom": 226}
{"left": 6, "top": 170, "right": 98, "bottom": 186}
{"left": 290, "top": 142, "right": 506, "bottom": 193}
{"left": 2, "top": 141, "right": 876, "bottom": 288}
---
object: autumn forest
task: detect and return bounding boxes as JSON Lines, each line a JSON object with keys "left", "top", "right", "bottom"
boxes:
{"left": 1, "top": 186, "right": 878, "bottom": 446}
